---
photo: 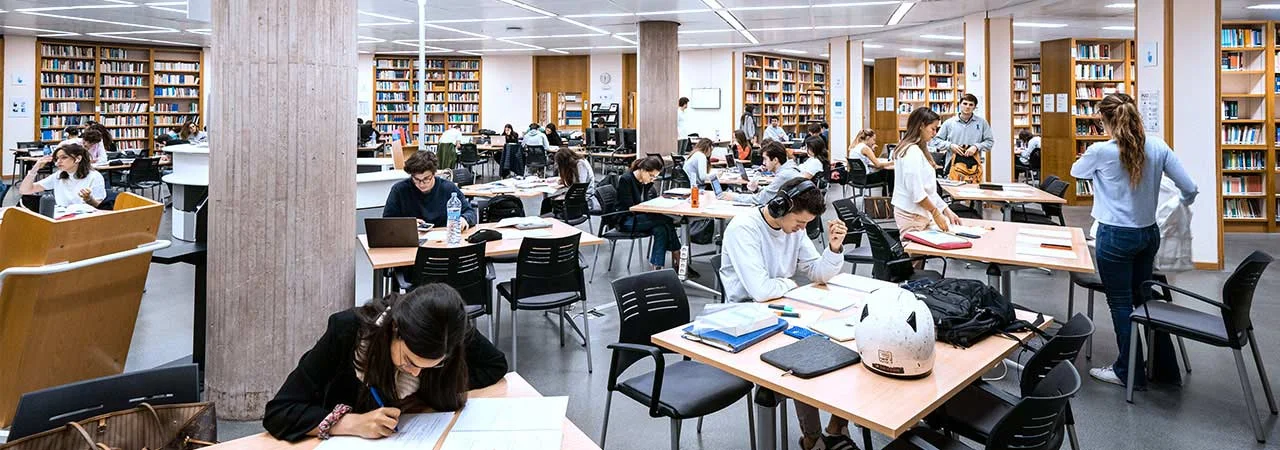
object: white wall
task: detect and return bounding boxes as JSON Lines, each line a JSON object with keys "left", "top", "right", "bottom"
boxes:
{"left": 678, "top": 48, "right": 735, "bottom": 141}
{"left": 1136, "top": 0, "right": 1167, "bottom": 141}
{"left": 1171, "top": 1, "right": 1221, "bottom": 266}
{"left": 357, "top": 53, "right": 374, "bottom": 120}
{"left": 480, "top": 55, "right": 534, "bottom": 133}
{"left": 829, "top": 37, "right": 850, "bottom": 161}
{"left": 589, "top": 54, "right": 623, "bottom": 106}
{"left": 987, "top": 17, "right": 1014, "bottom": 182}
{"left": 4, "top": 36, "right": 37, "bottom": 177}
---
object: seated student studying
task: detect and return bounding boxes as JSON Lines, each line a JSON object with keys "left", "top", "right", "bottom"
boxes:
{"left": 797, "top": 135, "right": 829, "bottom": 180}
{"left": 683, "top": 138, "right": 714, "bottom": 186}
{"left": 262, "top": 284, "right": 508, "bottom": 442}
{"left": 19, "top": 143, "right": 107, "bottom": 215}
{"left": 719, "top": 141, "right": 803, "bottom": 206}
{"left": 616, "top": 156, "right": 684, "bottom": 272}
{"left": 718, "top": 177, "right": 852, "bottom": 450}
{"left": 541, "top": 148, "right": 597, "bottom": 214}
{"left": 850, "top": 129, "right": 894, "bottom": 193}
{"left": 383, "top": 152, "right": 476, "bottom": 229}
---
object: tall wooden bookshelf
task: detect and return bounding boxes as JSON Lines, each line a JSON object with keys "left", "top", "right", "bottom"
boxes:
{"left": 371, "top": 55, "right": 482, "bottom": 149}
{"left": 36, "top": 40, "right": 204, "bottom": 152}
{"left": 1040, "top": 38, "right": 1134, "bottom": 206}
{"left": 1013, "top": 61, "right": 1033, "bottom": 141}
{"left": 1217, "top": 21, "right": 1277, "bottom": 232}
{"left": 741, "top": 52, "right": 828, "bottom": 137}
{"left": 1028, "top": 59, "right": 1042, "bottom": 136}
{"left": 870, "top": 57, "right": 963, "bottom": 144}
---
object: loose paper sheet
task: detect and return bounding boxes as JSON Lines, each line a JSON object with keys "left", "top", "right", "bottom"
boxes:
{"left": 316, "top": 412, "right": 454, "bottom": 450}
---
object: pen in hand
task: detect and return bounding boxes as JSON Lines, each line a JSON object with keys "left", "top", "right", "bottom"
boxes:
{"left": 369, "top": 386, "right": 398, "bottom": 432}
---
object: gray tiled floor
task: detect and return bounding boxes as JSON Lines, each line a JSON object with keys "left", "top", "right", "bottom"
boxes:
{"left": 25, "top": 184, "right": 1280, "bottom": 449}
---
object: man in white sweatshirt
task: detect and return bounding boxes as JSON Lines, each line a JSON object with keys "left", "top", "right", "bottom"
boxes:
{"left": 719, "top": 176, "right": 851, "bottom": 449}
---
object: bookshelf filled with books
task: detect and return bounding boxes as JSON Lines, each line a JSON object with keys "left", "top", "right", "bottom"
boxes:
{"left": 741, "top": 52, "right": 828, "bottom": 137}
{"left": 1216, "top": 21, "right": 1278, "bottom": 232}
{"left": 151, "top": 48, "right": 202, "bottom": 150}
{"left": 371, "top": 55, "right": 482, "bottom": 149}
{"left": 870, "top": 57, "right": 964, "bottom": 145}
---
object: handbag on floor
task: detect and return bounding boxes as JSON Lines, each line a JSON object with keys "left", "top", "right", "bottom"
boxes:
{"left": 0, "top": 402, "right": 217, "bottom": 450}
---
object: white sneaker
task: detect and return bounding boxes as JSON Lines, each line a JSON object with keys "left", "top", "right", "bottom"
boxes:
{"left": 1089, "top": 365, "right": 1124, "bottom": 386}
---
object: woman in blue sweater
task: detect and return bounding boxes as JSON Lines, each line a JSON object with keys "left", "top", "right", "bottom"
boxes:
{"left": 1071, "top": 93, "right": 1198, "bottom": 389}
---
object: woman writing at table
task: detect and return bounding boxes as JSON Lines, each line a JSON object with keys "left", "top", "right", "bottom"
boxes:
{"left": 683, "top": 138, "right": 713, "bottom": 186}
{"left": 18, "top": 143, "right": 106, "bottom": 212}
{"left": 617, "top": 156, "right": 683, "bottom": 272}
{"left": 891, "top": 108, "right": 962, "bottom": 233}
{"left": 541, "top": 148, "right": 597, "bottom": 214}
{"left": 263, "top": 284, "right": 508, "bottom": 442}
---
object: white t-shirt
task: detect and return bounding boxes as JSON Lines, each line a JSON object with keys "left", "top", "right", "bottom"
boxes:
{"left": 439, "top": 128, "right": 467, "bottom": 145}
{"left": 677, "top": 107, "right": 690, "bottom": 137}
{"left": 891, "top": 144, "right": 945, "bottom": 217}
{"left": 720, "top": 208, "right": 844, "bottom": 303}
{"left": 852, "top": 143, "right": 880, "bottom": 174}
{"left": 683, "top": 151, "right": 709, "bottom": 186}
{"left": 798, "top": 157, "right": 823, "bottom": 178}
{"left": 36, "top": 170, "right": 106, "bottom": 209}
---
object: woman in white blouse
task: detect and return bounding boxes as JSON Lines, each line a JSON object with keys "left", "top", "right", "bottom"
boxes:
{"left": 682, "top": 138, "right": 713, "bottom": 187}
{"left": 19, "top": 143, "right": 106, "bottom": 214}
{"left": 891, "top": 108, "right": 961, "bottom": 232}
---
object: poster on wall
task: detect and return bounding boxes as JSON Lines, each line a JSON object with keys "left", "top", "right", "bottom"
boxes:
{"left": 1139, "top": 90, "right": 1161, "bottom": 133}
{"left": 10, "top": 73, "right": 28, "bottom": 86}
{"left": 875, "top": 97, "right": 885, "bottom": 111}
{"left": 1055, "top": 94, "right": 1068, "bottom": 113}
{"left": 9, "top": 97, "right": 30, "bottom": 118}
{"left": 1043, "top": 93, "right": 1055, "bottom": 113}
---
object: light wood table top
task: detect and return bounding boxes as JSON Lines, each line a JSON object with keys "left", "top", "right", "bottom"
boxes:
{"left": 940, "top": 182, "right": 1065, "bottom": 204}
{"left": 903, "top": 219, "right": 1095, "bottom": 273}
{"left": 460, "top": 178, "right": 562, "bottom": 199}
{"left": 629, "top": 196, "right": 758, "bottom": 219}
{"left": 652, "top": 284, "right": 1052, "bottom": 439}
{"left": 203, "top": 372, "right": 600, "bottom": 450}
{"left": 358, "top": 219, "right": 604, "bottom": 270}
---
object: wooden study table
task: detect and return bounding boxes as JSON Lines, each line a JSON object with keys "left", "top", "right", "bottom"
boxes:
{"left": 652, "top": 283, "right": 1052, "bottom": 450}
{"left": 359, "top": 218, "right": 604, "bottom": 299}
{"left": 903, "top": 218, "right": 1095, "bottom": 297}
{"left": 939, "top": 182, "right": 1064, "bottom": 221}
{"left": 204, "top": 372, "right": 600, "bottom": 450}
{"left": 459, "top": 178, "right": 562, "bottom": 199}
{"left": 630, "top": 197, "right": 757, "bottom": 297}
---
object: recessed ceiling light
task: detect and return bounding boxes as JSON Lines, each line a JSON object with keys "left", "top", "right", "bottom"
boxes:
{"left": 613, "top": 34, "right": 638, "bottom": 45}
{"left": 597, "top": 45, "right": 639, "bottom": 49}
{"left": 19, "top": 12, "right": 175, "bottom": 30}
{"left": 814, "top": 24, "right": 884, "bottom": 30}
{"left": 425, "top": 24, "right": 491, "bottom": 39}
{"left": 86, "top": 33, "right": 199, "bottom": 47}
{"left": 921, "top": 34, "right": 963, "bottom": 41}
{"left": 820, "top": 53, "right": 830, "bottom": 57}
{"left": 425, "top": 16, "right": 550, "bottom": 24}
{"left": 391, "top": 41, "right": 454, "bottom": 51}
{"left": 887, "top": 2, "right": 915, "bottom": 26}
{"left": 548, "top": 49, "right": 570, "bottom": 54}
{"left": 93, "top": 30, "right": 179, "bottom": 36}
{"left": 381, "top": 50, "right": 453, "bottom": 54}
{"left": 1102, "top": 25, "right": 1135, "bottom": 31}
{"left": 678, "top": 42, "right": 741, "bottom": 47}
{"left": 716, "top": 9, "right": 746, "bottom": 31}
{"left": 741, "top": 30, "right": 760, "bottom": 44}
{"left": 753, "top": 26, "right": 814, "bottom": 32}
{"left": 358, "top": 10, "right": 413, "bottom": 24}
{"left": 458, "top": 50, "right": 484, "bottom": 56}
{"left": 813, "top": 2, "right": 902, "bottom": 7}
{"left": 776, "top": 49, "right": 808, "bottom": 55}
{"left": 562, "top": 12, "right": 634, "bottom": 18}
{"left": 637, "top": 9, "right": 710, "bottom": 15}
{"left": 497, "top": 38, "right": 545, "bottom": 49}
{"left": 186, "top": 28, "right": 210, "bottom": 35}
{"left": 503, "top": 33, "right": 604, "bottom": 40}
{"left": 148, "top": 5, "right": 186, "bottom": 13}
{"left": 553, "top": 47, "right": 595, "bottom": 50}
{"left": 1247, "top": 3, "right": 1280, "bottom": 8}
{"left": 358, "top": 35, "right": 386, "bottom": 43}
{"left": 1105, "top": 2, "right": 1136, "bottom": 8}
{"left": 4, "top": 25, "right": 79, "bottom": 37}
{"left": 945, "top": 51, "right": 965, "bottom": 56}
{"left": 680, "top": 29, "right": 733, "bottom": 34}
{"left": 15, "top": 4, "right": 136, "bottom": 12}
{"left": 473, "top": 48, "right": 539, "bottom": 52}
{"left": 559, "top": 17, "right": 612, "bottom": 35}
{"left": 900, "top": 48, "right": 932, "bottom": 53}
{"left": 863, "top": 43, "right": 884, "bottom": 48}
{"left": 423, "top": 37, "right": 489, "bottom": 42}
{"left": 863, "top": 58, "right": 875, "bottom": 62}
{"left": 1014, "top": 22, "right": 1067, "bottom": 28}
{"left": 1013, "top": 40, "right": 1034, "bottom": 45}
{"left": 494, "top": 0, "right": 556, "bottom": 16}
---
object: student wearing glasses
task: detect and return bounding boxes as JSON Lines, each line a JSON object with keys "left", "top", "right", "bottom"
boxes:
{"left": 19, "top": 143, "right": 106, "bottom": 214}
{"left": 383, "top": 152, "right": 475, "bottom": 229}
{"left": 263, "top": 284, "right": 508, "bottom": 442}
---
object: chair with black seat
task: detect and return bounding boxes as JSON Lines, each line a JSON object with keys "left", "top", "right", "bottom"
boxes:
{"left": 601, "top": 270, "right": 756, "bottom": 450}
{"left": 846, "top": 159, "right": 887, "bottom": 198}
{"left": 884, "top": 361, "right": 1081, "bottom": 450}
{"left": 544, "top": 182, "right": 591, "bottom": 229}
{"left": 832, "top": 198, "right": 874, "bottom": 274}
{"left": 1011, "top": 178, "right": 1068, "bottom": 226}
{"left": 647, "top": 152, "right": 672, "bottom": 191}
{"left": 9, "top": 364, "right": 200, "bottom": 441}
{"left": 395, "top": 242, "right": 496, "bottom": 338}
{"left": 526, "top": 145, "right": 549, "bottom": 177}
{"left": 122, "top": 157, "right": 164, "bottom": 200}
{"left": 929, "top": 313, "right": 1094, "bottom": 450}
{"left": 478, "top": 194, "right": 525, "bottom": 265}
{"left": 452, "top": 167, "right": 475, "bottom": 187}
{"left": 1126, "top": 251, "right": 1277, "bottom": 443}
{"left": 1068, "top": 269, "right": 1188, "bottom": 362}
{"left": 494, "top": 234, "right": 592, "bottom": 372}
{"left": 458, "top": 143, "right": 483, "bottom": 178}
{"left": 860, "top": 212, "right": 946, "bottom": 282}
{"left": 590, "top": 184, "right": 654, "bottom": 280}
{"left": 1015, "top": 147, "right": 1041, "bottom": 182}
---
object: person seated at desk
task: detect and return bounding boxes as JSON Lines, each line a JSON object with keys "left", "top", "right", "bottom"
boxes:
{"left": 798, "top": 135, "right": 828, "bottom": 180}
{"left": 541, "top": 149, "right": 597, "bottom": 214}
{"left": 58, "top": 128, "right": 107, "bottom": 164}
{"left": 263, "top": 284, "right": 508, "bottom": 442}
{"left": 616, "top": 156, "right": 684, "bottom": 273}
{"left": 358, "top": 119, "right": 380, "bottom": 146}
{"left": 850, "top": 129, "right": 894, "bottom": 192}
{"left": 383, "top": 152, "right": 475, "bottom": 229}
{"left": 439, "top": 124, "right": 468, "bottom": 146}
{"left": 718, "top": 177, "right": 852, "bottom": 450}
{"left": 180, "top": 120, "right": 208, "bottom": 144}
{"left": 732, "top": 129, "right": 752, "bottom": 161}
{"left": 1016, "top": 129, "right": 1041, "bottom": 166}
{"left": 544, "top": 123, "right": 564, "bottom": 148}
{"left": 763, "top": 118, "right": 789, "bottom": 143}
{"left": 57, "top": 125, "right": 82, "bottom": 148}
{"left": 18, "top": 143, "right": 106, "bottom": 213}
{"left": 521, "top": 123, "right": 549, "bottom": 148}
{"left": 683, "top": 138, "right": 713, "bottom": 186}
{"left": 719, "top": 141, "right": 802, "bottom": 206}
{"left": 501, "top": 123, "right": 520, "bottom": 144}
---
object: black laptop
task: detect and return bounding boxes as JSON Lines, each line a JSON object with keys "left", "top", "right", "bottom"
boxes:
{"left": 365, "top": 217, "right": 422, "bottom": 248}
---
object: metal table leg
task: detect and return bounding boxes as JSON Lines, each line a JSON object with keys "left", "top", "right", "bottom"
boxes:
{"left": 754, "top": 388, "right": 778, "bottom": 450}
{"left": 373, "top": 268, "right": 386, "bottom": 300}
{"left": 676, "top": 218, "right": 722, "bottom": 297}
{"left": 862, "top": 426, "right": 873, "bottom": 450}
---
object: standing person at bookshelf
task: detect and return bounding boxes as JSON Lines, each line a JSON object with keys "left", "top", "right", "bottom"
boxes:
{"left": 1070, "top": 93, "right": 1197, "bottom": 389}
{"left": 851, "top": 129, "right": 894, "bottom": 193}
{"left": 739, "top": 105, "right": 759, "bottom": 144}
{"left": 894, "top": 108, "right": 962, "bottom": 233}
{"left": 677, "top": 97, "right": 691, "bottom": 138}
{"left": 683, "top": 138, "right": 713, "bottom": 187}
{"left": 616, "top": 156, "right": 684, "bottom": 273}
{"left": 718, "top": 177, "right": 852, "bottom": 450}
{"left": 763, "top": 118, "right": 789, "bottom": 143}
{"left": 928, "top": 93, "right": 993, "bottom": 183}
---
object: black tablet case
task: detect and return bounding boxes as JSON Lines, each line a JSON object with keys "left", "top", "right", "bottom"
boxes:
{"left": 760, "top": 336, "right": 862, "bottom": 379}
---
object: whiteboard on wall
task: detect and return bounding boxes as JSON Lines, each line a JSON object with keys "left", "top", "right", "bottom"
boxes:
{"left": 689, "top": 88, "right": 721, "bottom": 109}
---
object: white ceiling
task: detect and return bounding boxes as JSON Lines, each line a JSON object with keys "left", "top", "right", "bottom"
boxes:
{"left": 0, "top": 0, "right": 1270, "bottom": 62}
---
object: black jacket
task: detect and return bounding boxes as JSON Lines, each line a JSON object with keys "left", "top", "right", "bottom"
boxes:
{"left": 262, "top": 310, "right": 507, "bottom": 442}
{"left": 615, "top": 171, "right": 656, "bottom": 212}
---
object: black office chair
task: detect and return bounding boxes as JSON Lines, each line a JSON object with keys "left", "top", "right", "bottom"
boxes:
{"left": 121, "top": 157, "right": 164, "bottom": 201}
{"left": 619, "top": 128, "right": 637, "bottom": 152}
{"left": 1011, "top": 178, "right": 1068, "bottom": 226}
{"left": 495, "top": 234, "right": 592, "bottom": 372}
{"left": 832, "top": 198, "right": 874, "bottom": 275}
{"left": 590, "top": 184, "right": 653, "bottom": 280}
{"left": 884, "top": 362, "right": 1081, "bottom": 450}
{"left": 846, "top": 159, "right": 887, "bottom": 198}
{"left": 860, "top": 212, "right": 946, "bottom": 282}
{"left": 1127, "top": 251, "right": 1277, "bottom": 443}
{"left": 601, "top": 270, "right": 756, "bottom": 450}
{"left": 526, "top": 145, "right": 549, "bottom": 177}
{"left": 479, "top": 194, "right": 525, "bottom": 264}
{"left": 396, "top": 243, "right": 496, "bottom": 338}
{"left": 9, "top": 364, "right": 200, "bottom": 441}
{"left": 929, "top": 313, "right": 1094, "bottom": 450}
{"left": 544, "top": 182, "right": 591, "bottom": 229}
{"left": 1067, "top": 270, "right": 1187, "bottom": 362}
{"left": 458, "top": 143, "right": 483, "bottom": 178}
{"left": 452, "top": 167, "right": 475, "bottom": 187}
{"left": 648, "top": 152, "right": 672, "bottom": 190}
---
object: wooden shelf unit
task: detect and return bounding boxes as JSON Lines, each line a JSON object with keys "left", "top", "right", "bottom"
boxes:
{"left": 870, "top": 57, "right": 963, "bottom": 145}
{"left": 35, "top": 40, "right": 204, "bottom": 151}
{"left": 371, "top": 55, "right": 482, "bottom": 149}
{"left": 741, "top": 52, "right": 828, "bottom": 137}
{"left": 1217, "top": 21, "right": 1278, "bottom": 232}
{"left": 1039, "top": 38, "right": 1134, "bottom": 206}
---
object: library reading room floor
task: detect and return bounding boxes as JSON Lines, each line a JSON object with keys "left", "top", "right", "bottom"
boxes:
{"left": 70, "top": 189, "right": 1280, "bottom": 449}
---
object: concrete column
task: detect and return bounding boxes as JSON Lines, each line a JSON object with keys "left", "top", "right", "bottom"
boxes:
{"left": 848, "top": 40, "right": 865, "bottom": 154}
{"left": 964, "top": 14, "right": 1014, "bottom": 182}
{"left": 828, "top": 37, "right": 850, "bottom": 161}
{"left": 637, "top": 21, "right": 679, "bottom": 155}
{"left": 207, "top": 0, "right": 357, "bottom": 419}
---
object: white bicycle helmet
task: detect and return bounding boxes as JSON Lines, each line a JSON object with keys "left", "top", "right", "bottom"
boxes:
{"left": 854, "top": 286, "right": 935, "bottom": 378}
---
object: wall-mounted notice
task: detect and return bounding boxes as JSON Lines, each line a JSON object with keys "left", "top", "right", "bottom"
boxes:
{"left": 1043, "top": 94, "right": 1055, "bottom": 114}
{"left": 876, "top": 97, "right": 885, "bottom": 111}
{"left": 1139, "top": 89, "right": 1161, "bottom": 133}
{"left": 1055, "top": 94, "right": 1068, "bottom": 113}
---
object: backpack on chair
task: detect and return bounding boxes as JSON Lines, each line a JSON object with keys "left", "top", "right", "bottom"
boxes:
{"left": 480, "top": 194, "right": 525, "bottom": 223}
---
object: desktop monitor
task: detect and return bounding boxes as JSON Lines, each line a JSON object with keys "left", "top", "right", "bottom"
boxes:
{"left": 620, "top": 128, "right": 637, "bottom": 150}
{"left": 587, "top": 127, "right": 609, "bottom": 147}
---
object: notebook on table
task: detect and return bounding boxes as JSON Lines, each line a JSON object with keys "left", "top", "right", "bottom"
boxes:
{"left": 903, "top": 230, "right": 973, "bottom": 250}
{"left": 682, "top": 318, "right": 788, "bottom": 353}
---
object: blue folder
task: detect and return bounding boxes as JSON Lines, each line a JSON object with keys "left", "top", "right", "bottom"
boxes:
{"left": 681, "top": 318, "right": 788, "bottom": 353}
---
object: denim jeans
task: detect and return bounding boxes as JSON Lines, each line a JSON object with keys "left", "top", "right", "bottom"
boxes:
{"left": 1096, "top": 223, "right": 1181, "bottom": 387}
{"left": 622, "top": 214, "right": 681, "bottom": 267}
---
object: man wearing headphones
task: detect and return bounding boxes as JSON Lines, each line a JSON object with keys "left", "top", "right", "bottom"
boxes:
{"left": 719, "top": 176, "right": 851, "bottom": 449}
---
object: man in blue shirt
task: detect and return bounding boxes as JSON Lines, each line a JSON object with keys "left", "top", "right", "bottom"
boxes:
{"left": 383, "top": 152, "right": 476, "bottom": 228}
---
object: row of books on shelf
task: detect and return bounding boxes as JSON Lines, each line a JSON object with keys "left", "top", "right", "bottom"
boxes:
{"left": 1074, "top": 44, "right": 1116, "bottom": 59}
{"left": 1014, "top": 67, "right": 1029, "bottom": 78}
{"left": 928, "top": 91, "right": 953, "bottom": 101}
{"left": 377, "top": 70, "right": 410, "bottom": 79}
{"left": 101, "top": 89, "right": 144, "bottom": 100}
{"left": 102, "top": 103, "right": 149, "bottom": 113}
{"left": 1223, "top": 175, "right": 1265, "bottom": 194}
{"left": 449, "top": 82, "right": 479, "bottom": 91}
{"left": 931, "top": 80, "right": 954, "bottom": 89}
{"left": 930, "top": 104, "right": 954, "bottom": 115}
{"left": 900, "top": 91, "right": 925, "bottom": 101}
{"left": 1075, "top": 63, "right": 1121, "bottom": 80}
{"left": 378, "top": 82, "right": 410, "bottom": 90}
{"left": 108, "top": 128, "right": 148, "bottom": 139}
{"left": 1222, "top": 100, "right": 1248, "bottom": 120}
{"left": 1073, "top": 102, "right": 1099, "bottom": 116}
{"left": 41, "top": 44, "right": 93, "bottom": 58}
{"left": 41, "top": 87, "right": 93, "bottom": 99}
{"left": 154, "top": 87, "right": 198, "bottom": 97}
{"left": 1224, "top": 151, "right": 1268, "bottom": 170}
{"left": 1224, "top": 198, "right": 1264, "bottom": 219}
{"left": 39, "top": 117, "right": 89, "bottom": 129}
{"left": 899, "top": 75, "right": 925, "bottom": 87}
{"left": 155, "top": 115, "right": 197, "bottom": 126}
{"left": 1077, "top": 85, "right": 1122, "bottom": 98}
{"left": 1223, "top": 125, "right": 1265, "bottom": 145}
{"left": 1222, "top": 28, "right": 1266, "bottom": 48}
{"left": 100, "top": 117, "right": 148, "bottom": 126}
{"left": 41, "top": 73, "right": 93, "bottom": 84}
{"left": 102, "top": 75, "right": 147, "bottom": 86}
{"left": 1221, "top": 52, "right": 1262, "bottom": 71}
{"left": 1014, "top": 80, "right": 1029, "bottom": 91}
{"left": 102, "top": 48, "right": 145, "bottom": 60}
{"left": 41, "top": 60, "right": 93, "bottom": 72}
{"left": 100, "top": 62, "right": 148, "bottom": 74}
{"left": 447, "top": 114, "right": 479, "bottom": 122}
{"left": 155, "top": 102, "right": 199, "bottom": 113}
{"left": 155, "top": 62, "right": 199, "bottom": 72}
{"left": 1076, "top": 122, "right": 1106, "bottom": 136}
{"left": 448, "top": 71, "right": 479, "bottom": 80}
{"left": 154, "top": 74, "right": 198, "bottom": 85}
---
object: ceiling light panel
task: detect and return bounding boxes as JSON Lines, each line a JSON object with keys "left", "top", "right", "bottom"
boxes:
{"left": 900, "top": 47, "right": 932, "bottom": 53}
{"left": 558, "top": 17, "right": 612, "bottom": 35}
{"left": 424, "top": 23, "right": 491, "bottom": 39}
{"left": 18, "top": 11, "right": 176, "bottom": 31}
{"left": 921, "top": 34, "right": 963, "bottom": 40}
{"left": 1105, "top": 2, "right": 1136, "bottom": 8}
{"left": 887, "top": 1, "right": 914, "bottom": 25}
{"left": 1013, "top": 22, "right": 1067, "bottom": 28}
{"left": 493, "top": 0, "right": 556, "bottom": 16}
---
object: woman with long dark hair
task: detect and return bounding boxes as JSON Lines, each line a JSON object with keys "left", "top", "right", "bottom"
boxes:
{"left": 797, "top": 135, "right": 828, "bottom": 180}
{"left": 1071, "top": 93, "right": 1197, "bottom": 389}
{"left": 732, "top": 130, "right": 752, "bottom": 161}
{"left": 616, "top": 156, "right": 683, "bottom": 271}
{"left": 19, "top": 143, "right": 106, "bottom": 211}
{"left": 891, "top": 107, "right": 961, "bottom": 233}
{"left": 501, "top": 124, "right": 520, "bottom": 143}
{"left": 541, "top": 148, "right": 597, "bottom": 214}
{"left": 683, "top": 138, "right": 713, "bottom": 186}
{"left": 851, "top": 129, "right": 894, "bottom": 192}
{"left": 263, "top": 284, "right": 508, "bottom": 442}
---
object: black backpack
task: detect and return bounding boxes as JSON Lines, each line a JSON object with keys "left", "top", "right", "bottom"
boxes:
{"left": 480, "top": 194, "right": 525, "bottom": 224}
{"left": 907, "top": 278, "right": 1045, "bottom": 348}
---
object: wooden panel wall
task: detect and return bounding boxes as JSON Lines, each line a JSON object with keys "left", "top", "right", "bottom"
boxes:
{"left": 1039, "top": 39, "right": 1075, "bottom": 200}
{"left": 623, "top": 53, "right": 637, "bottom": 128}
{"left": 870, "top": 58, "right": 899, "bottom": 145}
{"left": 532, "top": 55, "right": 591, "bottom": 129}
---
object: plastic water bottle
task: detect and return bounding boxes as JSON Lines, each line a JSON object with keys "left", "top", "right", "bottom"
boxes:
{"left": 446, "top": 192, "right": 463, "bottom": 245}
{"left": 678, "top": 243, "right": 690, "bottom": 280}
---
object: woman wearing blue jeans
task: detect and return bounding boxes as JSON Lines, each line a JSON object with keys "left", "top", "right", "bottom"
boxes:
{"left": 1071, "top": 93, "right": 1198, "bottom": 389}
{"left": 615, "top": 156, "right": 682, "bottom": 271}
